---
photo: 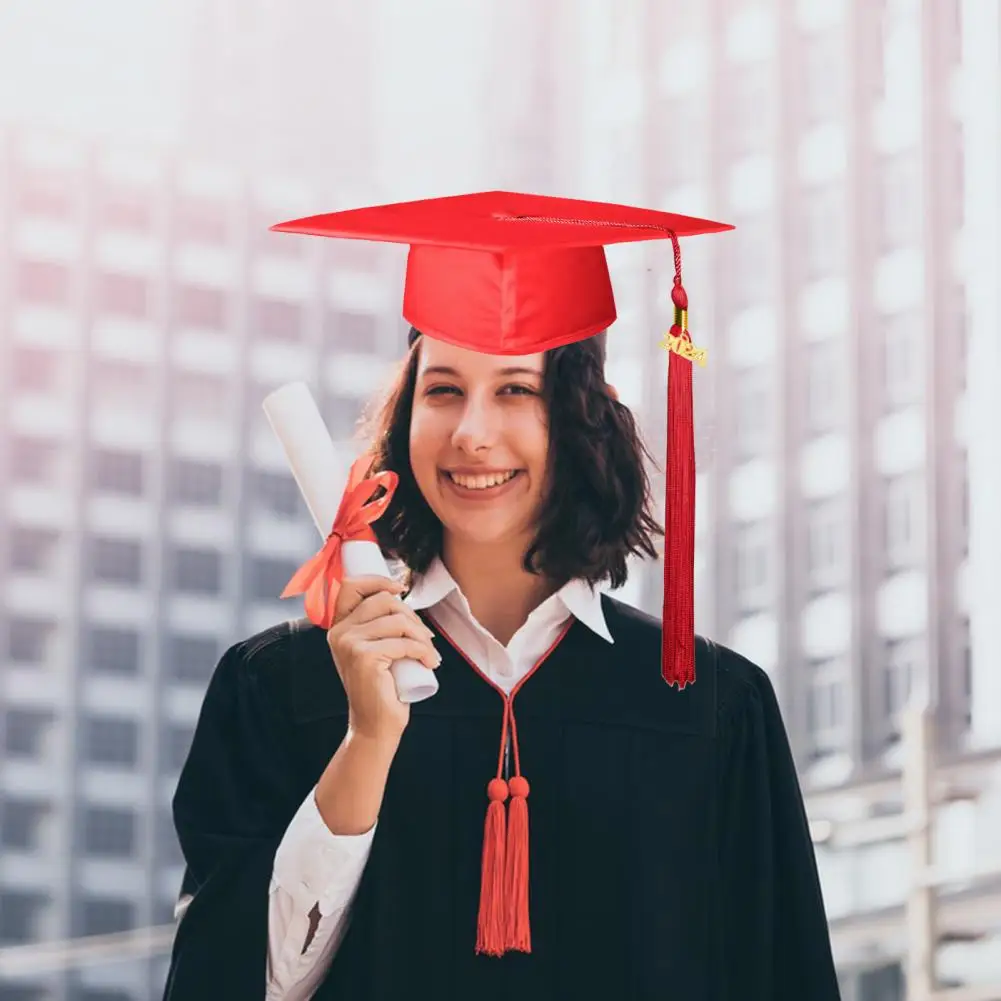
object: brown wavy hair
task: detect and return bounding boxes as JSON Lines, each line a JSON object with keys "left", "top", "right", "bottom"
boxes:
{"left": 362, "top": 328, "right": 662, "bottom": 589}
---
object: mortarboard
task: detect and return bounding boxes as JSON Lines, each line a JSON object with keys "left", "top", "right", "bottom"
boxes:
{"left": 272, "top": 191, "right": 733, "bottom": 956}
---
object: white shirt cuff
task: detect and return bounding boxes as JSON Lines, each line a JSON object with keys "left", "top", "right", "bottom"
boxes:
{"left": 271, "top": 786, "right": 376, "bottom": 917}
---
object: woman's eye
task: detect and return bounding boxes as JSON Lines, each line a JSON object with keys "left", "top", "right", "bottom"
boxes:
{"left": 425, "top": 385, "right": 460, "bottom": 397}
{"left": 500, "top": 384, "right": 538, "bottom": 396}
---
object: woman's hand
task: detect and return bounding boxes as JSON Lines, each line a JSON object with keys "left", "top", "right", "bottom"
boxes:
{"left": 326, "top": 575, "right": 440, "bottom": 746}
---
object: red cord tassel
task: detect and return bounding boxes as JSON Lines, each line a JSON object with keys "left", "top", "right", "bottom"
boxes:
{"left": 504, "top": 775, "right": 531, "bottom": 953}
{"left": 476, "top": 778, "right": 509, "bottom": 957}
{"left": 663, "top": 280, "right": 697, "bottom": 688}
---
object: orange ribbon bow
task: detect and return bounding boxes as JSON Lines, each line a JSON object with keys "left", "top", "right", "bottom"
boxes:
{"left": 280, "top": 452, "right": 399, "bottom": 629}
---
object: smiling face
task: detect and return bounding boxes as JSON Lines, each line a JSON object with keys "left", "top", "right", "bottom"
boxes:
{"left": 409, "top": 337, "right": 550, "bottom": 555}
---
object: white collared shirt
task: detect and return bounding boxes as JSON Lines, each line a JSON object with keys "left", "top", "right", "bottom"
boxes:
{"left": 265, "top": 559, "right": 613, "bottom": 1001}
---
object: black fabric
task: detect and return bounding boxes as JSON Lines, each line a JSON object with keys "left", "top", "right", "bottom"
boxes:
{"left": 162, "top": 596, "right": 841, "bottom": 1000}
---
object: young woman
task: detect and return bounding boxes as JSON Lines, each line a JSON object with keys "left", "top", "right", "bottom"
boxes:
{"left": 163, "top": 193, "right": 841, "bottom": 1001}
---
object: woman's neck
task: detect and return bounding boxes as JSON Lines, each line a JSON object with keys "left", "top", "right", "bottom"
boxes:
{"left": 440, "top": 537, "right": 558, "bottom": 646}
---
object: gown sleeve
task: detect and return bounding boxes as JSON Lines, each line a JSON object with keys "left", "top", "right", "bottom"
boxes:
{"left": 162, "top": 633, "right": 311, "bottom": 1001}
{"left": 715, "top": 646, "right": 843, "bottom": 1001}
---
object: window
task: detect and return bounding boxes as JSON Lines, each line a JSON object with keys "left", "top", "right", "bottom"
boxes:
{"left": 7, "top": 616, "right": 56, "bottom": 663}
{"left": 960, "top": 618, "right": 971, "bottom": 730}
{"left": 168, "top": 635, "right": 219, "bottom": 683}
{"left": 0, "top": 891, "right": 46, "bottom": 945}
{"left": 883, "top": 474, "right": 924, "bottom": 570}
{"left": 882, "top": 311, "right": 923, "bottom": 409}
{"left": 856, "top": 962, "right": 903, "bottom": 1001}
{"left": 90, "top": 359, "right": 152, "bottom": 409}
{"left": 806, "top": 498, "right": 846, "bottom": 591}
{"left": 734, "top": 521, "right": 773, "bottom": 612}
{"left": 91, "top": 449, "right": 145, "bottom": 496}
{"left": 88, "top": 626, "right": 141, "bottom": 675}
{"left": 251, "top": 470, "right": 301, "bottom": 518}
{"left": 255, "top": 297, "right": 303, "bottom": 342}
{"left": 15, "top": 171, "right": 71, "bottom": 217}
{"left": 81, "top": 807, "right": 136, "bottom": 858}
{"left": 959, "top": 451, "right": 969, "bottom": 557}
{"left": 3, "top": 709, "right": 53, "bottom": 757}
{"left": 325, "top": 310, "right": 379, "bottom": 354}
{"left": 9, "top": 527, "right": 59, "bottom": 574}
{"left": 90, "top": 537, "right": 143, "bottom": 586}
{"left": 1, "top": 799, "right": 49, "bottom": 851}
{"left": 321, "top": 393, "right": 363, "bottom": 439}
{"left": 176, "top": 285, "right": 226, "bottom": 329}
{"left": 248, "top": 557, "right": 299, "bottom": 602}
{"left": 802, "top": 185, "right": 845, "bottom": 281}
{"left": 878, "top": 153, "right": 921, "bottom": 250}
{"left": 805, "top": 339, "right": 844, "bottom": 432}
{"left": 800, "top": 30, "right": 844, "bottom": 124}
{"left": 74, "top": 989, "right": 134, "bottom": 1001}
{"left": 168, "top": 459, "right": 223, "bottom": 506}
{"left": 176, "top": 197, "right": 229, "bottom": 244}
{"left": 728, "top": 216, "right": 776, "bottom": 309}
{"left": 84, "top": 716, "right": 140, "bottom": 768}
{"left": 883, "top": 637, "right": 924, "bottom": 738}
{"left": 173, "top": 548, "right": 223, "bottom": 595}
{"left": 17, "top": 260, "right": 70, "bottom": 305}
{"left": 162, "top": 724, "right": 194, "bottom": 772}
{"left": 11, "top": 346, "right": 60, "bottom": 393}
{"left": 9, "top": 436, "right": 60, "bottom": 484}
{"left": 98, "top": 186, "right": 152, "bottom": 232}
{"left": 806, "top": 658, "right": 848, "bottom": 759}
{"left": 733, "top": 365, "right": 772, "bottom": 458}
{"left": 727, "top": 63, "right": 773, "bottom": 157}
{"left": 76, "top": 897, "right": 135, "bottom": 936}
{"left": 157, "top": 810, "right": 184, "bottom": 866}
{"left": 97, "top": 272, "right": 149, "bottom": 319}
{"left": 171, "top": 371, "right": 229, "bottom": 419}
{"left": 0, "top": 982, "right": 48, "bottom": 1001}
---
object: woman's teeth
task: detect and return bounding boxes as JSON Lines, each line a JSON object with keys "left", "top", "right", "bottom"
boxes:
{"left": 447, "top": 470, "right": 518, "bottom": 490}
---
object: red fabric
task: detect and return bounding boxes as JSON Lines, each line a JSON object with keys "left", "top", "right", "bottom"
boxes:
{"left": 280, "top": 452, "right": 398, "bottom": 629}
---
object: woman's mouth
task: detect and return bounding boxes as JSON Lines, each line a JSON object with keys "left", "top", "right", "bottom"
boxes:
{"left": 441, "top": 469, "right": 523, "bottom": 497}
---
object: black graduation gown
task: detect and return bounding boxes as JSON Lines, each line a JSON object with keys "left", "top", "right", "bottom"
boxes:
{"left": 161, "top": 596, "right": 842, "bottom": 1001}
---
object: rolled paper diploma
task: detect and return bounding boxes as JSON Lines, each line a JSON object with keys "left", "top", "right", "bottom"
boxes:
{"left": 262, "top": 381, "right": 439, "bottom": 704}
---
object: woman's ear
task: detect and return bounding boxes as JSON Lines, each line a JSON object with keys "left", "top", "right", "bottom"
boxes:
{"left": 606, "top": 383, "right": 619, "bottom": 402}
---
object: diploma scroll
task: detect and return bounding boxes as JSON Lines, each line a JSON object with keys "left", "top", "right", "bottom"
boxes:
{"left": 262, "top": 381, "right": 439, "bottom": 704}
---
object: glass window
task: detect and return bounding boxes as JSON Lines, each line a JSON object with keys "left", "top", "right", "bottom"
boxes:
{"left": 90, "top": 537, "right": 143, "bottom": 586}
{"left": 806, "top": 498, "right": 846, "bottom": 592}
{"left": 97, "top": 272, "right": 150, "bottom": 319}
{"left": 805, "top": 339, "right": 845, "bottom": 432}
{"left": 883, "top": 636, "right": 924, "bottom": 739}
{"left": 251, "top": 469, "right": 301, "bottom": 518}
{"left": 878, "top": 153, "right": 922, "bottom": 250}
{"left": 3, "top": 709, "right": 54, "bottom": 757}
{"left": 88, "top": 626, "right": 141, "bottom": 675}
{"left": 167, "top": 634, "right": 219, "bottom": 683}
{"left": 91, "top": 449, "right": 145, "bottom": 496}
{"left": 169, "top": 458, "right": 224, "bottom": 506}
{"left": 176, "top": 197, "right": 229, "bottom": 244}
{"left": 324, "top": 309, "right": 379, "bottom": 354}
{"left": 7, "top": 616, "right": 56, "bottom": 663}
{"left": 8, "top": 527, "right": 60, "bottom": 574}
{"left": 0, "top": 891, "right": 47, "bottom": 945}
{"left": 883, "top": 474, "right": 924, "bottom": 571}
{"left": 256, "top": 297, "right": 303, "bottom": 342}
{"left": 171, "top": 371, "right": 230, "bottom": 419}
{"left": 11, "top": 346, "right": 60, "bottom": 393}
{"left": 75, "top": 897, "right": 136, "bottom": 937}
{"left": 90, "top": 359, "right": 153, "bottom": 409}
{"left": 162, "top": 724, "right": 195, "bottom": 772}
{"left": 84, "top": 716, "right": 140, "bottom": 768}
{"left": 733, "top": 365, "right": 773, "bottom": 458}
{"left": 9, "top": 436, "right": 61, "bottom": 484}
{"left": 81, "top": 807, "right": 136, "bottom": 858}
{"left": 881, "top": 310, "right": 923, "bottom": 409}
{"left": 15, "top": 171, "right": 71, "bottom": 217}
{"left": 173, "top": 548, "right": 223, "bottom": 595}
{"left": 801, "top": 185, "right": 845, "bottom": 281}
{"left": 806, "top": 657, "right": 848, "bottom": 759}
{"left": 176, "top": 284, "right": 227, "bottom": 330}
{"left": 17, "top": 260, "right": 70, "bottom": 305}
{"left": 247, "top": 557, "right": 299, "bottom": 602}
{"left": 800, "top": 29, "right": 844, "bottom": 124}
{"left": 98, "top": 186, "right": 153, "bottom": 232}
{"left": 734, "top": 520, "right": 773, "bottom": 612}
{"left": 0, "top": 799, "right": 49, "bottom": 851}
{"left": 727, "top": 63, "right": 773, "bottom": 157}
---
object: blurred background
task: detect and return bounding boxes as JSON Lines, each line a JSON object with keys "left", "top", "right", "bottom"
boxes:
{"left": 0, "top": 0, "right": 999, "bottom": 998}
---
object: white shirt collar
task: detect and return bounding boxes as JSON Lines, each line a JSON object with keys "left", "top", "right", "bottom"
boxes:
{"left": 405, "top": 557, "right": 614, "bottom": 644}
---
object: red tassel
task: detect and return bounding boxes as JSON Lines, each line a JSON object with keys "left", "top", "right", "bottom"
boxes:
{"left": 504, "top": 775, "right": 531, "bottom": 953}
{"left": 663, "top": 280, "right": 697, "bottom": 688}
{"left": 476, "top": 778, "right": 509, "bottom": 956}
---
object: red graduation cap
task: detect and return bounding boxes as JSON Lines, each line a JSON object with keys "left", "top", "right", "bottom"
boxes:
{"left": 273, "top": 190, "right": 732, "bottom": 691}
{"left": 273, "top": 191, "right": 732, "bottom": 957}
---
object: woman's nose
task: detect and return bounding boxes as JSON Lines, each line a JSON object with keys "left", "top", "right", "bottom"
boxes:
{"left": 451, "top": 397, "right": 497, "bottom": 453}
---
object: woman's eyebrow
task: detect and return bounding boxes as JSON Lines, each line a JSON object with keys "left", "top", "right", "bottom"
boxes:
{"left": 420, "top": 365, "right": 541, "bottom": 378}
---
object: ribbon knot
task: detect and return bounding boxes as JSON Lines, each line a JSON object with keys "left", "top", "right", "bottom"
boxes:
{"left": 280, "top": 452, "right": 399, "bottom": 629}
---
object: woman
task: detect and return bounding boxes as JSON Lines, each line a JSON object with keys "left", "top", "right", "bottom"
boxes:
{"left": 163, "top": 193, "right": 841, "bottom": 1000}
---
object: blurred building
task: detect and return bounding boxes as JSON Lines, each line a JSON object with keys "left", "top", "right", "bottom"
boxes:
{"left": 1, "top": 0, "right": 1000, "bottom": 1000}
